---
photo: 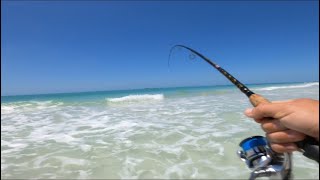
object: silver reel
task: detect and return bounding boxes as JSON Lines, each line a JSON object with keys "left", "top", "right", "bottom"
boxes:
{"left": 237, "top": 136, "right": 292, "bottom": 180}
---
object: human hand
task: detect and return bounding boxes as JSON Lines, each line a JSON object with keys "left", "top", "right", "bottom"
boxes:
{"left": 244, "top": 98, "right": 319, "bottom": 153}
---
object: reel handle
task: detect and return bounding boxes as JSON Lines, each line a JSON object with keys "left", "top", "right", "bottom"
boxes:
{"left": 249, "top": 94, "right": 319, "bottom": 163}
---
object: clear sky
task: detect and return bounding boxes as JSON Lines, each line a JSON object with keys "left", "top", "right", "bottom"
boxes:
{"left": 1, "top": 1, "right": 319, "bottom": 96}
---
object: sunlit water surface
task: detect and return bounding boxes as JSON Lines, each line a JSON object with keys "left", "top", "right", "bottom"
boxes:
{"left": 1, "top": 82, "right": 319, "bottom": 179}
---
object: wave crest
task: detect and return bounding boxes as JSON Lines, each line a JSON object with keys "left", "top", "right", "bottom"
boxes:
{"left": 106, "top": 94, "right": 164, "bottom": 103}
{"left": 254, "top": 82, "right": 319, "bottom": 91}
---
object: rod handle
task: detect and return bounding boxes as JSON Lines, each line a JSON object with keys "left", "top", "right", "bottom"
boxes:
{"left": 296, "top": 136, "right": 319, "bottom": 163}
{"left": 249, "top": 94, "right": 271, "bottom": 107}
{"left": 248, "top": 94, "right": 319, "bottom": 163}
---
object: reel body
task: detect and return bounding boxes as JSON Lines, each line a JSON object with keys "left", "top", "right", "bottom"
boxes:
{"left": 237, "top": 136, "right": 292, "bottom": 180}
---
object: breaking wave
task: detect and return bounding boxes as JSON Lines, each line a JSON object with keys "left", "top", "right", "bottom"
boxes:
{"left": 106, "top": 94, "right": 164, "bottom": 103}
{"left": 254, "top": 82, "right": 319, "bottom": 91}
{"left": 1, "top": 84, "right": 319, "bottom": 179}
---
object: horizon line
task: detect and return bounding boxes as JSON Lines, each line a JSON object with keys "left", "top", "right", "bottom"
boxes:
{"left": 1, "top": 81, "right": 318, "bottom": 98}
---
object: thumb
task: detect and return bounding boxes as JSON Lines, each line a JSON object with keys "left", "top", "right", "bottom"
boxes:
{"left": 244, "top": 108, "right": 254, "bottom": 118}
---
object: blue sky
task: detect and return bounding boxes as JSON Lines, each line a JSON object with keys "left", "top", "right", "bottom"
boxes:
{"left": 1, "top": 1, "right": 319, "bottom": 96}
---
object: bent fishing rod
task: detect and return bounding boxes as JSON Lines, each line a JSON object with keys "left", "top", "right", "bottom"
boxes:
{"left": 169, "top": 45, "right": 319, "bottom": 178}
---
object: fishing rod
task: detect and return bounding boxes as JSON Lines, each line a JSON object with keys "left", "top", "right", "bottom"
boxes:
{"left": 169, "top": 45, "right": 319, "bottom": 179}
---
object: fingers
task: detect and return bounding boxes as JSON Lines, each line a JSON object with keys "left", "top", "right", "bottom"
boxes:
{"left": 266, "top": 130, "right": 305, "bottom": 153}
{"left": 243, "top": 99, "right": 314, "bottom": 153}
{"left": 269, "top": 143, "right": 298, "bottom": 153}
{"left": 266, "top": 129, "right": 306, "bottom": 144}
{"left": 271, "top": 100, "right": 295, "bottom": 104}
{"left": 244, "top": 103, "right": 290, "bottom": 120}
{"left": 260, "top": 118, "right": 288, "bottom": 133}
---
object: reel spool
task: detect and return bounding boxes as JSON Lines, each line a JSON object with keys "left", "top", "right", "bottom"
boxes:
{"left": 238, "top": 136, "right": 292, "bottom": 180}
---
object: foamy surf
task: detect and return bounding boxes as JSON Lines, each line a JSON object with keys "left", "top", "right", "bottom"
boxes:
{"left": 254, "top": 82, "right": 319, "bottom": 91}
{"left": 1, "top": 82, "right": 319, "bottom": 179}
{"left": 106, "top": 94, "right": 164, "bottom": 103}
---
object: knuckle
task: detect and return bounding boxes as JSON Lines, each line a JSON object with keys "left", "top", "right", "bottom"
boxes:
{"left": 254, "top": 104, "right": 269, "bottom": 117}
{"left": 256, "top": 103, "right": 267, "bottom": 112}
{"left": 265, "top": 133, "right": 275, "bottom": 142}
{"left": 292, "top": 132, "right": 306, "bottom": 141}
{"left": 270, "top": 143, "right": 285, "bottom": 153}
{"left": 261, "top": 122, "right": 272, "bottom": 132}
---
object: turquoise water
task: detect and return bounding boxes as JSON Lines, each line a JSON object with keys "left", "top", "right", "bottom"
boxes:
{"left": 1, "top": 84, "right": 241, "bottom": 103}
{"left": 1, "top": 82, "right": 319, "bottom": 179}
{"left": 1, "top": 82, "right": 308, "bottom": 103}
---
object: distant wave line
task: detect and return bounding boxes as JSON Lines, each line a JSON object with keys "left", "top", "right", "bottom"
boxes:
{"left": 106, "top": 94, "right": 164, "bottom": 103}
{"left": 253, "top": 82, "right": 319, "bottom": 91}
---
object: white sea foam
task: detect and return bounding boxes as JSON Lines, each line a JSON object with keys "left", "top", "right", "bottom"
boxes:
{"left": 1, "top": 83, "right": 319, "bottom": 179}
{"left": 106, "top": 94, "right": 164, "bottom": 103}
{"left": 54, "top": 156, "right": 89, "bottom": 167}
{"left": 254, "top": 82, "right": 319, "bottom": 91}
{"left": 1, "top": 105, "right": 15, "bottom": 113}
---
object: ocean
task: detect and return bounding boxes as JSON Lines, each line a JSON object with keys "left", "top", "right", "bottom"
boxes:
{"left": 1, "top": 82, "right": 319, "bottom": 179}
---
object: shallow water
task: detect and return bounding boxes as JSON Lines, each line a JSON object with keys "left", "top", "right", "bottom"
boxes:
{"left": 1, "top": 82, "right": 319, "bottom": 179}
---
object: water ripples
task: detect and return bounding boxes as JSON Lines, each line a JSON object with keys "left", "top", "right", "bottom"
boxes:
{"left": 1, "top": 85, "right": 319, "bottom": 179}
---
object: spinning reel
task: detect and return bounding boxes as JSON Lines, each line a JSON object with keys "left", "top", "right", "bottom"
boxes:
{"left": 238, "top": 136, "right": 292, "bottom": 180}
